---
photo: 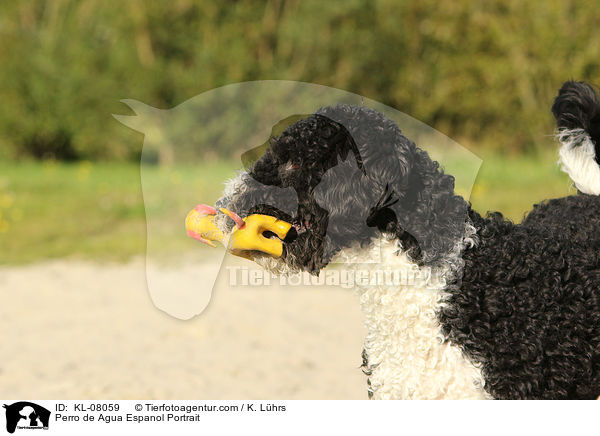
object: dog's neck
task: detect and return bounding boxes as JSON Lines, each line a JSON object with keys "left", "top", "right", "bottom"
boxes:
{"left": 333, "top": 230, "right": 487, "bottom": 399}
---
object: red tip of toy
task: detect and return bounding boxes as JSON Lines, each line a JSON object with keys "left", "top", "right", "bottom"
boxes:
{"left": 220, "top": 208, "right": 246, "bottom": 229}
{"left": 186, "top": 229, "right": 217, "bottom": 247}
{"left": 194, "top": 204, "right": 217, "bottom": 215}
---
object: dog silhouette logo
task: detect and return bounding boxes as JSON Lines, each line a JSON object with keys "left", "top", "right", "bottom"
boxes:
{"left": 3, "top": 402, "right": 50, "bottom": 433}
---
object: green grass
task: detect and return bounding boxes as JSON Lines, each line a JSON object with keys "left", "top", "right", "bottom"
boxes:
{"left": 0, "top": 160, "right": 236, "bottom": 264}
{"left": 0, "top": 150, "right": 575, "bottom": 265}
{"left": 469, "top": 150, "right": 575, "bottom": 221}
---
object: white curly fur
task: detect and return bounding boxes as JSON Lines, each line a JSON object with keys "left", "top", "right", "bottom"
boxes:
{"left": 214, "top": 171, "right": 251, "bottom": 233}
{"left": 335, "top": 227, "right": 488, "bottom": 400}
{"left": 557, "top": 128, "right": 600, "bottom": 195}
{"left": 252, "top": 221, "right": 488, "bottom": 399}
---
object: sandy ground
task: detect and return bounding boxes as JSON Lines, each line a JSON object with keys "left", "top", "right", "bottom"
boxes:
{"left": 0, "top": 259, "right": 367, "bottom": 399}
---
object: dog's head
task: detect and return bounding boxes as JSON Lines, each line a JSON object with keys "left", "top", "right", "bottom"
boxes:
{"left": 189, "top": 105, "right": 467, "bottom": 275}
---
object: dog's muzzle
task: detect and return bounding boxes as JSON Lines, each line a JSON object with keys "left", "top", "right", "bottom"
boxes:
{"left": 185, "top": 204, "right": 292, "bottom": 258}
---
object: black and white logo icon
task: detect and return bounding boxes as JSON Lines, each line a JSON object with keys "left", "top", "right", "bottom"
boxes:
{"left": 3, "top": 402, "right": 50, "bottom": 433}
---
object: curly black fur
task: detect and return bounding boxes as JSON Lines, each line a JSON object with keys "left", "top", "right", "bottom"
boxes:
{"left": 523, "top": 193, "right": 600, "bottom": 237}
{"left": 216, "top": 104, "right": 600, "bottom": 399}
{"left": 440, "top": 203, "right": 600, "bottom": 399}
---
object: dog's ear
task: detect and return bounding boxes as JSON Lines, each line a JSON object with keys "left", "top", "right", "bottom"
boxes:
{"left": 319, "top": 115, "right": 365, "bottom": 176}
{"left": 311, "top": 152, "right": 380, "bottom": 263}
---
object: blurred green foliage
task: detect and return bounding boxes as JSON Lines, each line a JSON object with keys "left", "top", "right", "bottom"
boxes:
{"left": 1, "top": 0, "right": 600, "bottom": 161}
{"left": 0, "top": 151, "right": 573, "bottom": 264}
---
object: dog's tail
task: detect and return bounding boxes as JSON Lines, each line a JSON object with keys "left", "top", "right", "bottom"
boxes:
{"left": 552, "top": 80, "right": 600, "bottom": 194}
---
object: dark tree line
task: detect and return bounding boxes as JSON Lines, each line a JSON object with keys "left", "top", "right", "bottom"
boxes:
{"left": 1, "top": 0, "right": 598, "bottom": 161}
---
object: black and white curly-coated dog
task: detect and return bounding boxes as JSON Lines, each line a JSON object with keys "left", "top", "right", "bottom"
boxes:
{"left": 192, "top": 104, "right": 600, "bottom": 399}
